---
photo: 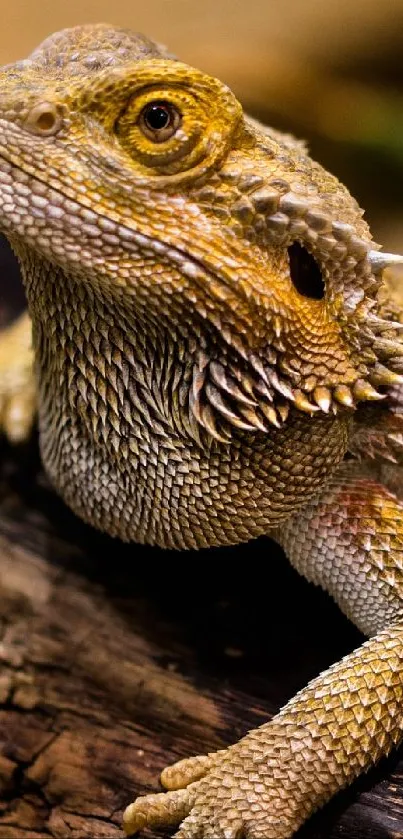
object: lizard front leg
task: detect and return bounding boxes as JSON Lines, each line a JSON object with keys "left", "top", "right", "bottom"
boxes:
{"left": 124, "top": 463, "right": 403, "bottom": 838}
{"left": 0, "top": 311, "right": 36, "bottom": 442}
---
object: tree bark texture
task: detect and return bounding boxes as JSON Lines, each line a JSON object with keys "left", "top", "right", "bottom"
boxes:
{"left": 0, "top": 439, "right": 402, "bottom": 839}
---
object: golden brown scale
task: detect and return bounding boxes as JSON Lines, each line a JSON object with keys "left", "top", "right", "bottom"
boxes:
{"left": 0, "top": 22, "right": 403, "bottom": 838}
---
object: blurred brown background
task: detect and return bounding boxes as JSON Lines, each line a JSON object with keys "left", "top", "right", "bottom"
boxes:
{"left": 1, "top": 0, "right": 403, "bottom": 252}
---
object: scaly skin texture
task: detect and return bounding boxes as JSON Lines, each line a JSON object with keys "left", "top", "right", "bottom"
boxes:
{"left": 0, "top": 23, "right": 403, "bottom": 838}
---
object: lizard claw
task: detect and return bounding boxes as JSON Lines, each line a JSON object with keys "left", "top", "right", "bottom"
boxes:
{"left": 0, "top": 312, "right": 36, "bottom": 443}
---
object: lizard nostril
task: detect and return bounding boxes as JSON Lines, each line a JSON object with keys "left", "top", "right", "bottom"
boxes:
{"left": 288, "top": 242, "right": 325, "bottom": 300}
{"left": 24, "top": 102, "right": 63, "bottom": 137}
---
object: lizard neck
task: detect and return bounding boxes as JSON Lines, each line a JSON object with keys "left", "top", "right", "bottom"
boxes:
{"left": 18, "top": 248, "right": 198, "bottom": 442}
{"left": 16, "top": 248, "right": 350, "bottom": 549}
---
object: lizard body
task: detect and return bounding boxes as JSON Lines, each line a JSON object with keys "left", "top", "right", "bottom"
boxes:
{"left": 0, "top": 23, "right": 403, "bottom": 838}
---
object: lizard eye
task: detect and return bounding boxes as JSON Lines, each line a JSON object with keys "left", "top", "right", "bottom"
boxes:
{"left": 139, "top": 101, "right": 181, "bottom": 143}
{"left": 288, "top": 243, "right": 325, "bottom": 300}
{"left": 114, "top": 73, "right": 241, "bottom": 176}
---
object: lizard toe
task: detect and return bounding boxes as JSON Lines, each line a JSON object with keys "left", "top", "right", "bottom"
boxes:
{"left": 123, "top": 785, "right": 197, "bottom": 835}
{"left": 1, "top": 378, "right": 36, "bottom": 443}
{"left": 0, "top": 313, "right": 36, "bottom": 443}
{"left": 162, "top": 752, "right": 222, "bottom": 790}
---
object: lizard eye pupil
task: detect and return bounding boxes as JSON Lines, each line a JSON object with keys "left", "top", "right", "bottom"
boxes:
{"left": 145, "top": 104, "right": 170, "bottom": 130}
{"left": 139, "top": 101, "right": 181, "bottom": 143}
{"left": 288, "top": 242, "right": 325, "bottom": 300}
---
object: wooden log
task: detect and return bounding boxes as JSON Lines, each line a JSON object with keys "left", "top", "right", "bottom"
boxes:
{"left": 0, "top": 439, "right": 403, "bottom": 839}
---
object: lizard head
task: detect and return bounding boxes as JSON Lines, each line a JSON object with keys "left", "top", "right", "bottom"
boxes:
{"left": 0, "top": 23, "right": 402, "bottom": 443}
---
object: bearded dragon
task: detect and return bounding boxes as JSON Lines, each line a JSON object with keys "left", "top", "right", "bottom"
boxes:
{"left": 0, "top": 22, "right": 403, "bottom": 839}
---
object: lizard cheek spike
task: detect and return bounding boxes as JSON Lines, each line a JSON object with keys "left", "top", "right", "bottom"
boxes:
{"left": 1, "top": 21, "right": 403, "bottom": 839}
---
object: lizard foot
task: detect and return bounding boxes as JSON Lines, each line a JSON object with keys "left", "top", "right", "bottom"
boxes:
{"left": 0, "top": 312, "right": 36, "bottom": 442}
{"left": 123, "top": 752, "right": 217, "bottom": 837}
{"left": 123, "top": 737, "right": 303, "bottom": 838}
{"left": 123, "top": 752, "right": 246, "bottom": 838}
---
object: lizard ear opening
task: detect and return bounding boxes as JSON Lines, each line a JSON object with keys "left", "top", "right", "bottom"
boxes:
{"left": 288, "top": 242, "right": 325, "bottom": 300}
